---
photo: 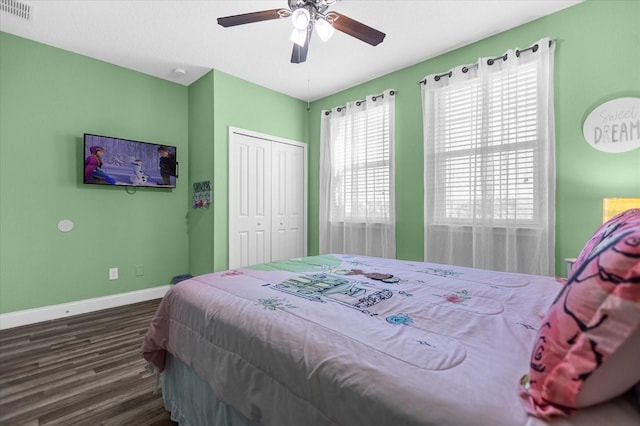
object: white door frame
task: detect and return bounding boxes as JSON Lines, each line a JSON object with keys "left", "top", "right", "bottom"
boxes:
{"left": 228, "top": 126, "right": 308, "bottom": 268}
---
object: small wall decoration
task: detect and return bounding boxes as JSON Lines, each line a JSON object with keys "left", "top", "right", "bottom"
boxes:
{"left": 193, "top": 180, "right": 212, "bottom": 208}
{"left": 583, "top": 97, "right": 640, "bottom": 153}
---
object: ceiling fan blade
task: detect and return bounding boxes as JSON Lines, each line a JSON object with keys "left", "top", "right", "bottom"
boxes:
{"left": 330, "top": 12, "right": 385, "bottom": 46}
{"left": 291, "top": 26, "right": 313, "bottom": 64}
{"left": 217, "top": 9, "right": 284, "bottom": 27}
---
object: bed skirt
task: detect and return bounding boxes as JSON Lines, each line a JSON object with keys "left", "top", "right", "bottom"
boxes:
{"left": 162, "top": 354, "right": 258, "bottom": 426}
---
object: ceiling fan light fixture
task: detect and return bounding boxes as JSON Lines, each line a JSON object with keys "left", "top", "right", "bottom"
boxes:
{"left": 290, "top": 28, "right": 307, "bottom": 47}
{"left": 216, "top": 1, "right": 386, "bottom": 64}
{"left": 315, "top": 17, "right": 335, "bottom": 42}
{"left": 291, "top": 7, "right": 310, "bottom": 30}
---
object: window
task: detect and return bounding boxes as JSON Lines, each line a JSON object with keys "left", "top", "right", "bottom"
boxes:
{"left": 433, "top": 63, "right": 538, "bottom": 225}
{"left": 320, "top": 89, "right": 396, "bottom": 258}
{"left": 329, "top": 102, "right": 392, "bottom": 222}
{"left": 421, "top": 38, "right": 555, "bottom": 275}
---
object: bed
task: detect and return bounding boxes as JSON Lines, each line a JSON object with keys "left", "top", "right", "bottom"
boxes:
{"left": 141, "top": 236, "right": 640, "bottom": 425}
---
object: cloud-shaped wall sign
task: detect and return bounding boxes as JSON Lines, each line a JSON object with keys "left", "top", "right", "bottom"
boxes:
{"left": 583, "top": 97, "right": 640, "bottom": 153}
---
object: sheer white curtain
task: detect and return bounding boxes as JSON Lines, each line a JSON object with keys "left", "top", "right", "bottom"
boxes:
{"left": 320, "top": 89, "right": 396, "bottom": 258}
{"left": 421, "top": 38, "right": 555, "bottom": 275}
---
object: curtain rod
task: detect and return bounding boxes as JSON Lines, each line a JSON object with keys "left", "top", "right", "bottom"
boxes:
{"left": 417, "top": 39, "right": 553, "bottom": 86}
{"left": 324, "top": 90, "right": 396, "bottom": 115}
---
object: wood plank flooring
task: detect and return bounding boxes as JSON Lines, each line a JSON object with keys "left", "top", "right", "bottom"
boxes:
{"left": 0, "top": 299, "right": 177, "bottom": 426}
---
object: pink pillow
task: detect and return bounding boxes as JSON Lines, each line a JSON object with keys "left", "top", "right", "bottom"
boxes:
{"left": 572, "top": 208, "right": 640, "bottom": 275}
{"left": 519, "top": 224, "right": 640, "bottom": 418}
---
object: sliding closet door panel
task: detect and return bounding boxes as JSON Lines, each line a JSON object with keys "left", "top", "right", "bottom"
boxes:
{"left": 287, "top": 144, "right": 304, "bottom": 259}
{"left": 271, "top": 142, "right": 305, "bottom": 262}
{"left": 229, "top": 133, "right": 271, "bottom": 269}
{"left": 252, "top": 144, "right": 270, "bottom": 266}
{"left": 272, "top": 148, "right": 287, "bottom": 262}
{"left": 239, "top": 231, "right": 249, "bottom": 267}
{"left": 239, "top": 144, "right": 249, "bottom": 217}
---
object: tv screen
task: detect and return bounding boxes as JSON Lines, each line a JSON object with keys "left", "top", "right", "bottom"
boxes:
{"left": 83, "top": 133, "right": 178, "bottom": 188}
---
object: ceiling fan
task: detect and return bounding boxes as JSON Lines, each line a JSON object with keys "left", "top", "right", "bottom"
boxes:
{"left": 217, "top": 0, "right": 386, "bottom": 64}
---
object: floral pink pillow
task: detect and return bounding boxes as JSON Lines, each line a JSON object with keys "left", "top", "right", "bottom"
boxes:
{"left": 519, "top": 224, "right": 640, "bottom": 418}
{"left": 571, "top": 208, "right": 640, "bottom": 275}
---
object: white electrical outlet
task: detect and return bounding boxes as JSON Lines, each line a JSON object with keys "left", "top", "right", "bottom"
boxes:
{"left": 109, "top": 267, "right": 119, "bottom": 280}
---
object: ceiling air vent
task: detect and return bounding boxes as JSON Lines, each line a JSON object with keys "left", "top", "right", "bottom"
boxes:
{"left": 0, "top": 0, "right": 33, "bottom": 21}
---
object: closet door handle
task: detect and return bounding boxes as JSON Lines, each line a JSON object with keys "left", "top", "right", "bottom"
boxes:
{"left": 257, "top": 222, "right": 262, "bottom": 226}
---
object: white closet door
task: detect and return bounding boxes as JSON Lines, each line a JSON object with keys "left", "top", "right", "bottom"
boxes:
{"left": 229, "top": 127, "right": 307, "bottom": 270}
{"left": 271, "top": 142, "right": 305, "bottom": 262}
{"left": 228, "top": 133, "right": 271, "bottom": 269}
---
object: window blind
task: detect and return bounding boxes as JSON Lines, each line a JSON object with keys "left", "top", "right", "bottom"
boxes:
{"left": 433, "top": 62, "right": 539, "bottom": 225}
{"left": 330, "top": 102, "right": 391, "bottom": 222}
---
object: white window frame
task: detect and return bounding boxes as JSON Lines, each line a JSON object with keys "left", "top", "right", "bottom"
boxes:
{"left": 430, "top": 62, "right": 541, "bottom": 229}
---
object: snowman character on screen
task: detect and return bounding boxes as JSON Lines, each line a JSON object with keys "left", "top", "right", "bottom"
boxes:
{"left": 130, "top": 158, "right": 149, "bottom": 185}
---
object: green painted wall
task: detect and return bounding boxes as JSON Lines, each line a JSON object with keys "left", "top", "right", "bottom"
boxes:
{"left": 0, "top": 33, "right": 189, "bottom": 313}
{"left": 308, "top": 0, "right": 640, "bottom": 274}
{"left": 187, "top": 71, "right": 216, "bottom": 276}
{"left": 188, "top": 69, "right": 308, "bottom": 275}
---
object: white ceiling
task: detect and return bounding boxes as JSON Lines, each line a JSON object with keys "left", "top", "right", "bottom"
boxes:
{"left": 0, "top": 0, "right": 581, "bottom": 101}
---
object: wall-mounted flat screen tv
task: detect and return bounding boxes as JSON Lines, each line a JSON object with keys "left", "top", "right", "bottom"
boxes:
{"left": 83, "top": 133, "right": 178, "bottom": 189}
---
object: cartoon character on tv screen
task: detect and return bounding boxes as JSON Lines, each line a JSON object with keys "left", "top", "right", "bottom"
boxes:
{"left": 157, "top": 146, "right": 176, "bottom": 186}
{"left": 84, "top": 145, "right": 116, "bottom": 184}
{"left": 130, "top": 158, "right": 149, "bottom": 185}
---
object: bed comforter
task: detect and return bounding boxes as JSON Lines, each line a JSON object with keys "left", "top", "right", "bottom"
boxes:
{"left": 141, "top": 254, "right": 640, "bottom": 425}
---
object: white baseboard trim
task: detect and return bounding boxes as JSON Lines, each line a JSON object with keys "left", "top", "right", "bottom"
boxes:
{"left": 0, "top": 285, "right": 171, "bottom": 330}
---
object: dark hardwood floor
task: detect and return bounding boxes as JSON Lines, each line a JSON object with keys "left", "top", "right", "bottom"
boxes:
{"left": 0, "top": 299, "right": 177, "bottom": 426}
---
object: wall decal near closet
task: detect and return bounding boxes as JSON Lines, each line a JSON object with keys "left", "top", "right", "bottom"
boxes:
{"left": 193, "top": 180, "right": 212, "bottom": 208}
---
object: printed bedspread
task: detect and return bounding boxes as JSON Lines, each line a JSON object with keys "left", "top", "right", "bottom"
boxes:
{"left": 141, "top": 254, "right": 640, "bottom": 426}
